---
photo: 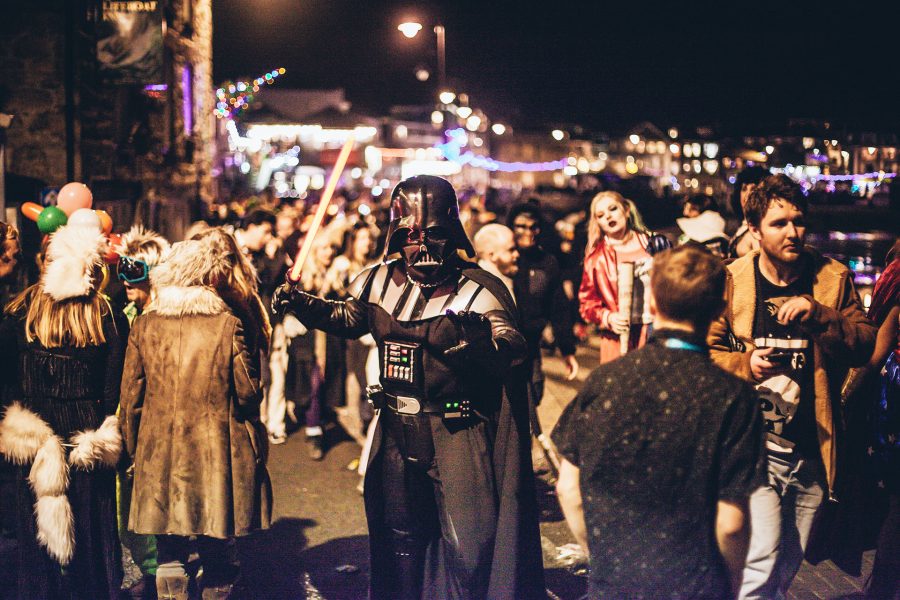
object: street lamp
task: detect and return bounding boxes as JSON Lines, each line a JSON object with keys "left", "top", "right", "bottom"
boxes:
{"left": 398, "top": 20, "right": 448, "bottom": 98}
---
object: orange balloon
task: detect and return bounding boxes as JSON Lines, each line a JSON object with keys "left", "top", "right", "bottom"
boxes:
{"left": 21, "top": 202, "right": 43, "bottom": 222}
{"left": 95, "top": 210, "right": 113, "bottom": 235}
{"left": 57, "top": 182, "right": 93, "bottom": 216}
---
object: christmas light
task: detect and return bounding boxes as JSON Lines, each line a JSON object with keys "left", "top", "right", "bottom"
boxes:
{"left": 215, "top": 68, "right": 285, "bottom": 119}
{"left": 810, "top": 171, "right": 896, "bottom": 183}
{"left": 435, "top": 128, "right": 567, "bottom": 173}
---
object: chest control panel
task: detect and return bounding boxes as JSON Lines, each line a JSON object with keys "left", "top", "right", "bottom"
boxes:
{"left": 383, "top": 341, "right": 419, "bottom": 384}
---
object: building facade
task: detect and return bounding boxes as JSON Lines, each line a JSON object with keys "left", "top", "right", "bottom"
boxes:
{"left": 0, "top": 0, "right": 214, "bottom": 242}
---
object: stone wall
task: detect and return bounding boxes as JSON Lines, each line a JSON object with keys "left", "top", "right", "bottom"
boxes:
{"left": 0, "top": 0, "right": 214, "bottom": 242}
{"left": 0, "top": 3, "right": 69, "bottom": 186}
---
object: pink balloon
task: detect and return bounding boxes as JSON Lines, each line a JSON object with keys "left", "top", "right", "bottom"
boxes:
{"left": 57, "top": 182, "right": 93, "bottom": 216}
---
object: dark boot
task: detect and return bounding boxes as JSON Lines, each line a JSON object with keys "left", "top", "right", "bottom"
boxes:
{"left": 200, "top": 583, "right": 233, "bottom": 600}
{"left": 120, "top": 575, "right": 158, "bottom": 600}
{"left": 307, "top": 435, "right": 324, "bottom": 460}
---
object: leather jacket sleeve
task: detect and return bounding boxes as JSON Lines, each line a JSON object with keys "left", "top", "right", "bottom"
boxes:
{"left": 278, "top": 285, "right": 370, "bottom": 340}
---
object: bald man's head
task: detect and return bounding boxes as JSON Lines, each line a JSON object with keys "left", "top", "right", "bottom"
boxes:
{"left": 474, "top": 223, "right": 519, "bottom": 278}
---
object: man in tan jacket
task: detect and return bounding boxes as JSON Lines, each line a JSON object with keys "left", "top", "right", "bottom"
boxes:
{"left": 708, "top": 174, "right": 875, "bottom": 600}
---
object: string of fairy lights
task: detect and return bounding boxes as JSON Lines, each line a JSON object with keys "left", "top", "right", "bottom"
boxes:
{"left": 215, "top": 67, "right": 285, "bottom": 119}
{"left": 437, "top": 128, "right": 568, "bottom": 172}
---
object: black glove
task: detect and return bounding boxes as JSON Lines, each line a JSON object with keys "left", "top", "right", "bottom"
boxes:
{"left": 270, "top": 284, "right": 371, "bottom": 338}
{"left": 444, "top": 309, "right": 494, "bottom": 359}
{"left": 646, "top": 232, "right": 673, "bottom": 256}
{"left": 271, "top": 281, "right": 300, "bottom": 316}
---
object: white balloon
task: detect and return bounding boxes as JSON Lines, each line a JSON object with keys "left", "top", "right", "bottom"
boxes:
{"left": 67, "top": 208, "right": 102, "bottom": 230}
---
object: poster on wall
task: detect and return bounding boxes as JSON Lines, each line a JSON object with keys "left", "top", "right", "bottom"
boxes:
{"left": 96, "top": 1, "right": 163, "bottom": 85}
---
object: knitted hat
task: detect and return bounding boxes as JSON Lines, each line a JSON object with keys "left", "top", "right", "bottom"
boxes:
{"left": 41, "top": 225, "right": 107, "bottom": 301}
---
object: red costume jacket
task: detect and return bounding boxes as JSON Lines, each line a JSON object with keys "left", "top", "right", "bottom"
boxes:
{"left": 578, "top": 232, "right": 651, "bottom": 363}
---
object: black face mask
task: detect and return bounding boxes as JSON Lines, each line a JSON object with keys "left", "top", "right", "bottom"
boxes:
{"left": 402, "top": 227, "right": 456, "bottom": 285}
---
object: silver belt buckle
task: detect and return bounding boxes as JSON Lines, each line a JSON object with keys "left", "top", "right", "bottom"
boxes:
{"left": 395, "top": 395, "right": 421, "bottom": 415}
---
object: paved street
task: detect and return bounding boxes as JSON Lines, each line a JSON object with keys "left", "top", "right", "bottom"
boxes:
{"left": 229, "top": 335, "right": 874, "bottom": 599}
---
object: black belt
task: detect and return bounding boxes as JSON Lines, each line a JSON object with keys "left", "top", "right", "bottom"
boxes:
{"left": 384, "top": 392, "right": 436, "bottom": 415}
{"left": 367, "top": 384, "right": 471, "bottom": 419}
{"left": 384, "top": 391, "right": 470, "bottom": 419}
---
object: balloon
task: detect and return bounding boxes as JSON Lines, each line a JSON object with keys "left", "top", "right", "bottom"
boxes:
{"left": 21, "top": 202, "right": 43, "bottom": 222}
{"left": 57, "top": 182, "right": 93, "bottom": 216}
{"left": 37, "top": 206, "right": 68, "bottom": 235}
{"left": 95, "top": 210, "right": 113, "bottom": 235}
{"left": 104, "top": 233, "right": 122, "bottom": 264}
{"left": 67, "top": 208, "right": 102, "bottom": 230}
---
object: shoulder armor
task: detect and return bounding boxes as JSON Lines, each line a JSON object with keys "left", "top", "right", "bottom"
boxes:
{"left": 347, "top": 263, "right": 382, "bottom": 301}
{"left": 443, "top": 275, "right": 507, "bottom": 315}
{"left": 466, "top": 283, "right": 507, "bottom": 314}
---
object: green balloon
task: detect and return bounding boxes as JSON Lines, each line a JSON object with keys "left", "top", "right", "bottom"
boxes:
{"left": 37, "top": 206, "right": 68, "bottom": 234}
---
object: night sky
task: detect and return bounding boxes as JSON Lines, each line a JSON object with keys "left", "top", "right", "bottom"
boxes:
{"left": 213, "top": 1, "right": 898, "bottom": 134}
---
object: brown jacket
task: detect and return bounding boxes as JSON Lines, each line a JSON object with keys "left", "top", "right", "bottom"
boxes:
{"left": 707, "top": 248, "right": 876, "bottom": 494}
{"left": 120, "top": 284, "right": 272, "bottom": 538}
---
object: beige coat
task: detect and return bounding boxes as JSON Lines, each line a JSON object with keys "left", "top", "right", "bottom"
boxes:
{"left": 120, "top": 284, "right": 272, "bottom": 538}
{"left": 707, "top": 248, "right": 876, "bottom": 494}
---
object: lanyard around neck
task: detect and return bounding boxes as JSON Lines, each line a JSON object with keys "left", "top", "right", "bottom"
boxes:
{"left": 664, "top": 338, "right": 705, "bottom": 353}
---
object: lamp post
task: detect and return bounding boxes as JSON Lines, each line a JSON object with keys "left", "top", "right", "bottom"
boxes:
{"left": 398, "top": 20, "right": 448, "bottom": 98}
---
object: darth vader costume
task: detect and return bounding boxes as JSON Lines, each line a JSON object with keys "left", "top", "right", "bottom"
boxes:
{"left": 273, "top": 176, "right": 545, "bottom": 600}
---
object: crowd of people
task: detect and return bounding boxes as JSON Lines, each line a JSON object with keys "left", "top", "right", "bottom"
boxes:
{"left": 0, "top": 168, "right": 895, "bottom": 600}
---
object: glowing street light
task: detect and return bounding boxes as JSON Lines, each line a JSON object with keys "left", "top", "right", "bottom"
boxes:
{"left": 551, "top": 129, "right": 565, "bottom": 141}
{"left": 438, "top": 91, "right": 456, "bottom": 105}
{"left": 491, "top": 123, "right": 506, "bottom": 135}
{"left": 397, "top": 22, "right": 423, "bottom": 38}
{"left": 398, "top": 20, "right": 447, "bottom": 92}
{"left": 765, "top": 145, "right": 775, "bottom": 155}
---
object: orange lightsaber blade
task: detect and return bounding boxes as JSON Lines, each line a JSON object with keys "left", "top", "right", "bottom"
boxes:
{"left": 287, "top": 135, "right": 356, "bottom": 283}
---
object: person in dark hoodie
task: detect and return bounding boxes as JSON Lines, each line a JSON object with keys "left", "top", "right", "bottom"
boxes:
{"left": 507, "top": 201, "right": 580, "bottom": 401}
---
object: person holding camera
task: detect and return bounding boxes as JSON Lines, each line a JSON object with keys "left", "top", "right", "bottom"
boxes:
{"left": 707, "top": 175, "right": 875, "bottom": 599}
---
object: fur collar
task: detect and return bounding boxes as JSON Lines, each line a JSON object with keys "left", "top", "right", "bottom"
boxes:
{"left": 150, "top": 285, "right": 228, "bottom": 317}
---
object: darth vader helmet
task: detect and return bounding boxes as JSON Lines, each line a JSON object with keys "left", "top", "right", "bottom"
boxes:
{"left": 384, "top": 176, "right": 475, "bottom": 285}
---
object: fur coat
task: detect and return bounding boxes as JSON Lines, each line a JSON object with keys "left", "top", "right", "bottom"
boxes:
{"left": 0, "top": 304, "right": 126, "bottom": 568}
{"left": 119, "top": 243, "right": 272, "bottom": 539}
{"left": 0, "top": 303, "right": 126, "bottom": 598}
